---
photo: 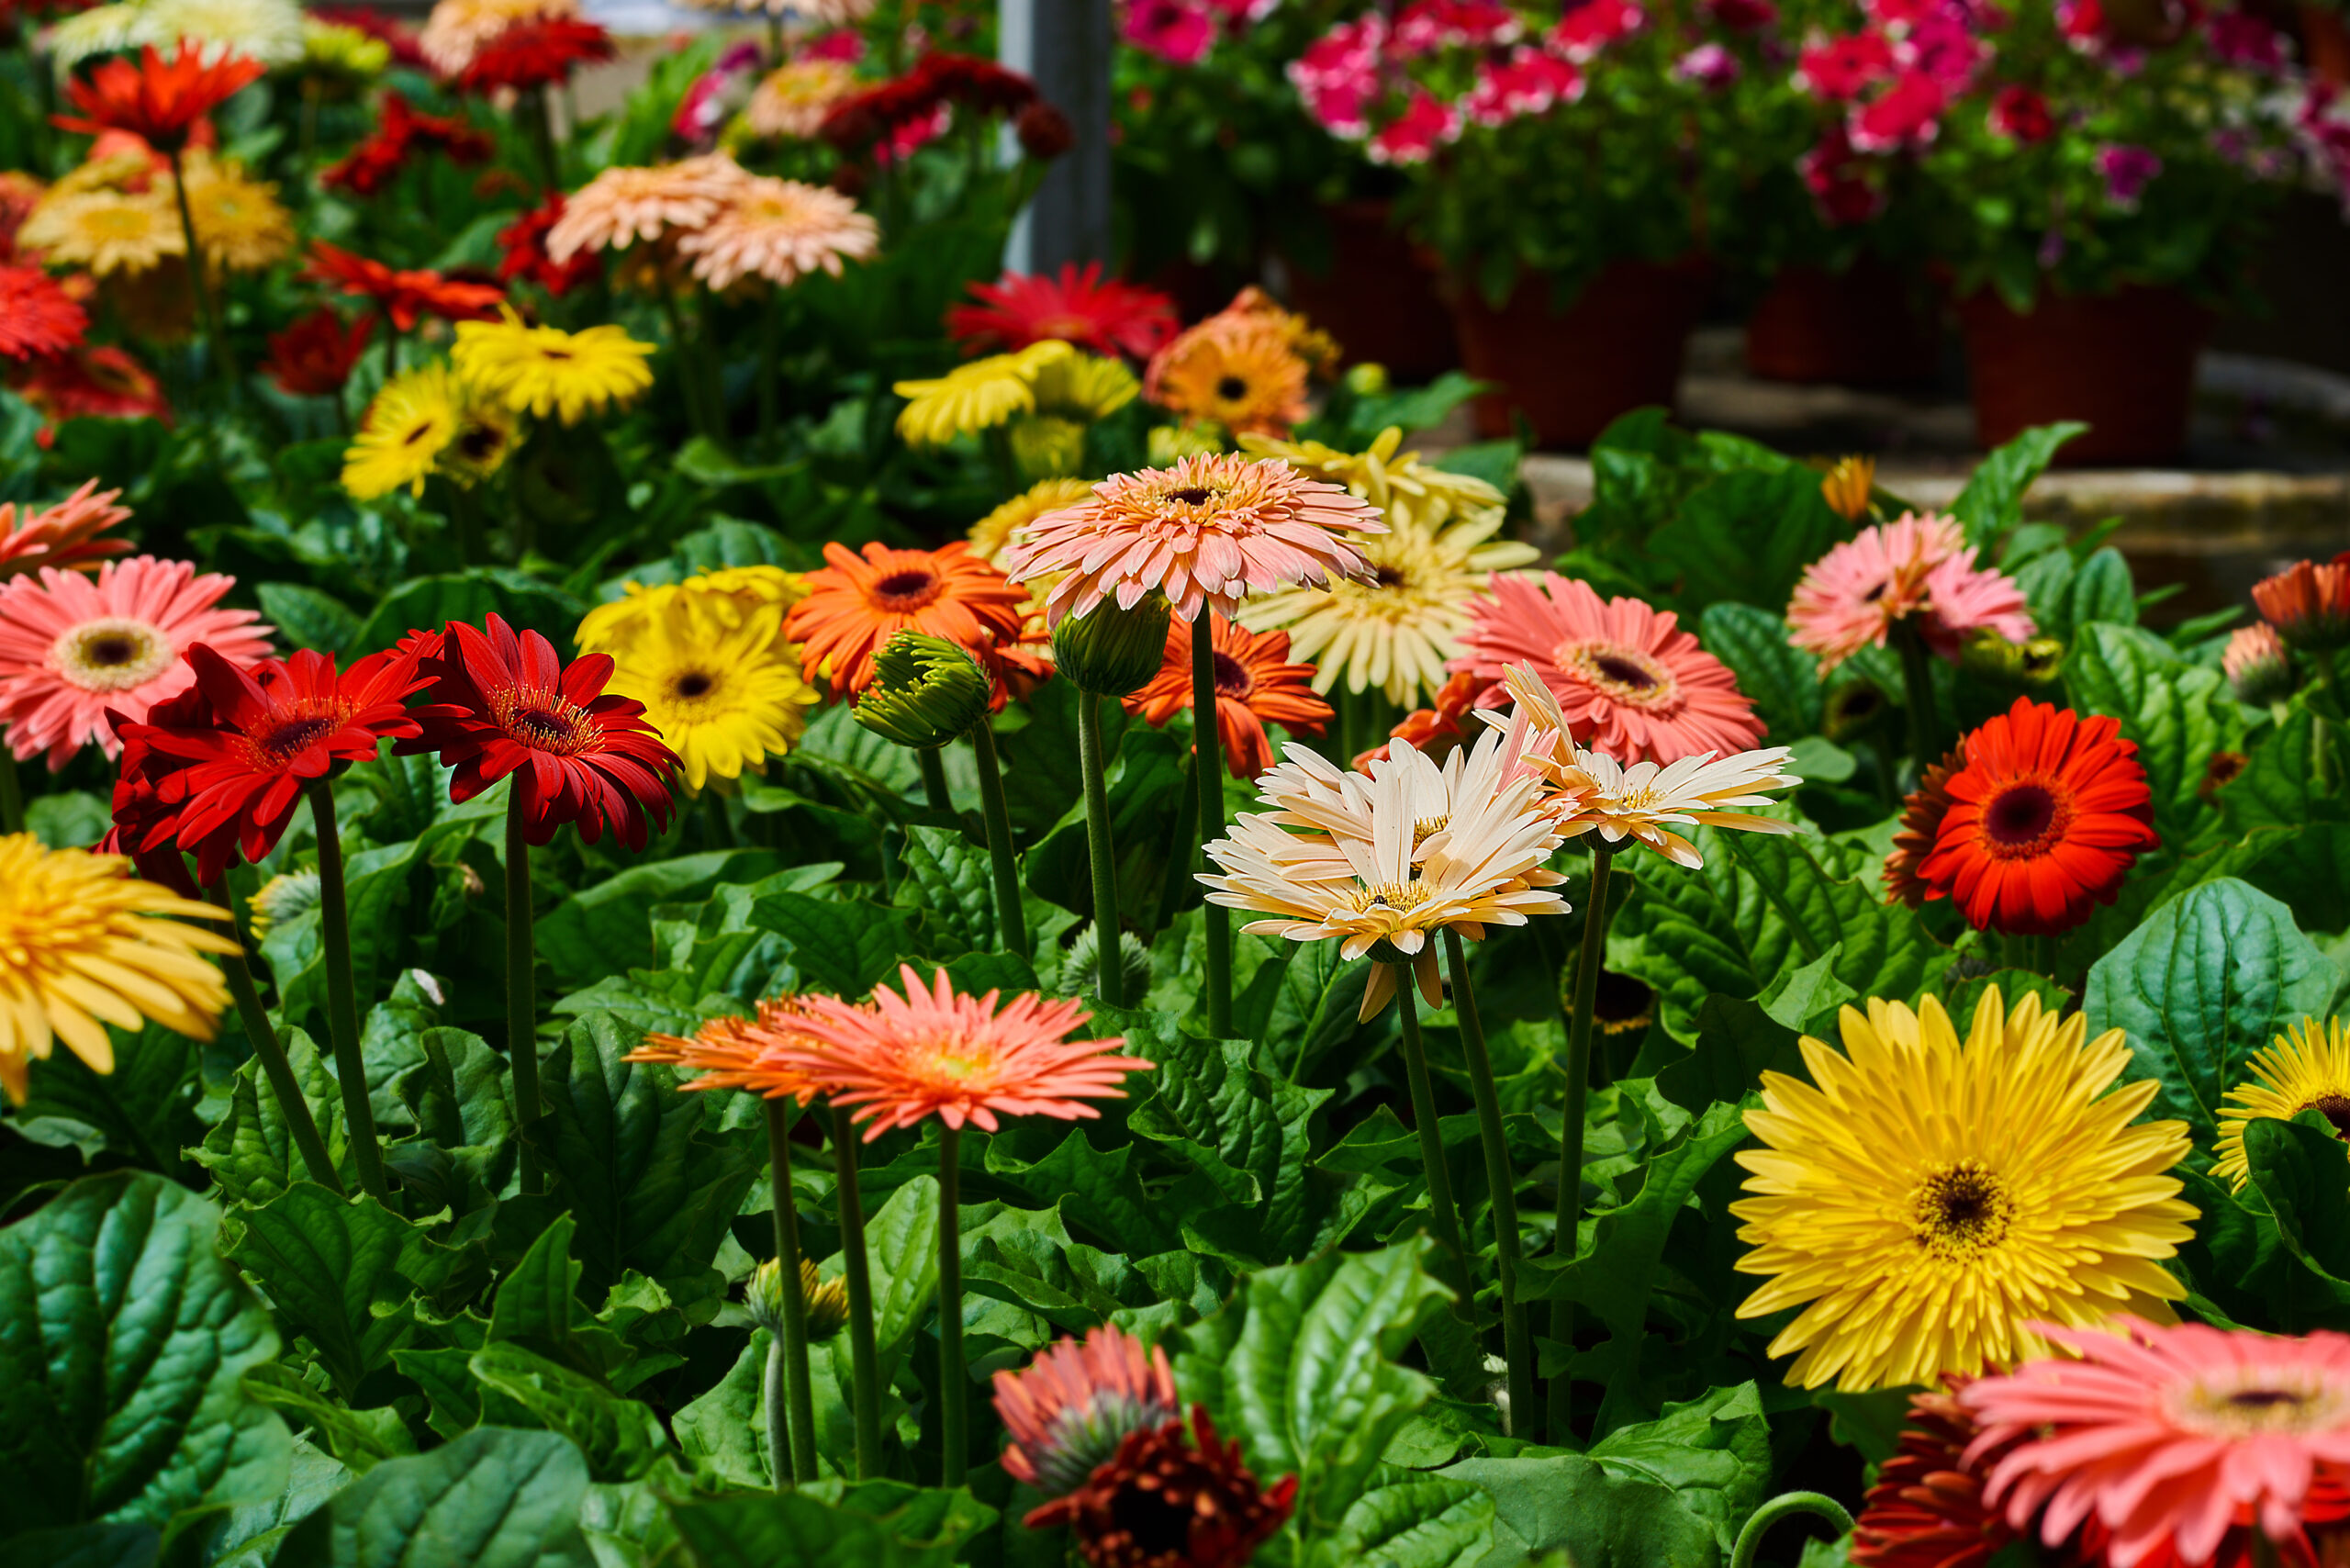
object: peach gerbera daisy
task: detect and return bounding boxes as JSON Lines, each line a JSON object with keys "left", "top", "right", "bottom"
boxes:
{"left": 1788, "top": 511, "right": 2033, "bottom": 674}
{"left": 624, "top": 994, "right": 826, "bottom": 1098}
{"left": 1449, "top": 572, "right": 1765, "bottom": 765}
{"left": 763, "top": 964, "right": 1154, "bottom": 1140}
{"left": 0, "top": 556, "right": 271, "bottom": 769}
{"left": 544, "top": 153, "right": 753, "bottom": 263}
{"left": 419, "top": 0, "right": 578, "bottom": 74}
{"left": 677, "top": 175, "right": 878, "bottom": 290}
{"left": 1003, "top": 453, "right": 1385, "bottom": 628}
{"left": 0, "top": 480, "right": 133, "bottom": 580}
{"left": 744, "top": 58, "right": 859, "bottom": 140}
{"left": 783, "top": 540, "right": 1027, "bottom": 696}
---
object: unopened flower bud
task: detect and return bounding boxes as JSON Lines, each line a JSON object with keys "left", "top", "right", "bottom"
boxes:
{"left": 1342, "top": 362, "right": 1390, "bottom": 398}
{"left": 1820, "top": 455, "right": 1875, "bottom": 522}
{"left": 2223, "top": 622, "right": 2295, "bottom": 705}
{"left": 1011, "top": 414, "right": 1088, "bottom": 481}
{"left": 1066, "top": 921, "right": 1152, "bottom": 1000}
{"left": 1051, "top": 593, "right": 1172, "bottom": 698}
{"left": 855, "top": 632, "right": 992, "bottom": 749}
{"left": 747, "top": 1255, "right": 850, "bottom": 1340}
{"left": 1015, "top": 101, "right": 1074, "bottom": 161}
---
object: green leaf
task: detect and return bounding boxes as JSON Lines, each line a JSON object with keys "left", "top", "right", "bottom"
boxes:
{"left": 1696, "top": 603, "right": 1822, "bottom": 745}
{"left": 671, "top": 1329, "right": 779, "bottom": 1489}
{"left": 664, "top": 1484, "right": 991, "bottom": 1568}
{"left": 255, "top": 583, "right": 361, "bottom": 655}
{"left": 997, "top": 681, "right": 1125, "bottom": 835}
{"left": 192, "top": 1028, "right": 357, "bottom": 1207}
{"left": 1444, "top": 1453, "right": 1722, "bottom": 1568}
{"left": 893, "top": 825, "right": 995, "bottom": 957}
{"left": 2243, "top": 1114, "right": 2350, "bottom": 1284}
{"left": 2064, "top": 623, "right": 2241, "bottom": 843}
{"left": 220, "top": 1186, "right": 457, "bottom": 1400}
{"left": 273, "top": 1428, "right": 596, "bottom": 1568}
{"left": 0, "top": 1524, "right": 160, "bottom": 1568}
{"left": 241, "top": 1364, "right": 415, "bottom": 1474}
{"left": 982, "top": 1126, "right": 1179, "bottom": 1257}
{"left": 275, "top": 837, "right": 425, "bottom": 1036}
{"left": 755, "top": 890, "right": 911, "bottom": 998}
{"left": 0, "top": 1171, "right": 290, "bottom": 1538}
{"left": 536, "top": 850, "right": 783, "bottom": 992}
{"left": 346, "top": 569, "right": 588, "bottom": 661}
{"left": 852, "top": 1176, "right": 940, "bottom": 1373}
{"left": 1304, "top": 1472, "right": 1495, "bottom": 1568}
{"left": 2221, "top": 702, "right": 2336, "bottom": 838}
{"left": 1648, "top": 468, "right": 1845, "bottom": 617}
{"left": 2083, "top": 879, "right": 2342, "bottom": 1141}
{"left": 17, "top": 1018, "right": 206, "bottom": 1184}
{"left": 1949, "top": 422, "right": 2086, "bottom": 545}
{"left": 1656, "top": 997, "right": 1804, "bottom": 1115}
{"left": 467, "top": 1344, "right": 667, "bottom": 1484}
{"left": 1583, "top": 1383, "right": 1774, "bottom": 1553}
{"left": 26, "top": 790, "right": 109, "bottom": 849}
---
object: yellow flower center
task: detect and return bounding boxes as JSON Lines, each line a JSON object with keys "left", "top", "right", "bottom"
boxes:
{"left": 1348, "top": 881, "right": 1429, "bottom": 914}
{"left": 1557, "top": 638, "right": 1681, "bottom": 710}
{"left": 1908, "top": 1160, "right": 2015, "bottom": 1261}
{"left": 52, "top": 616, "right": 172, "bottom": 692}
{"left": 2167, "top": 1372, "right": 2350, "bottom": 1438}
{"left": 1411, "top": 815, "right": 1448, "bottom": 848}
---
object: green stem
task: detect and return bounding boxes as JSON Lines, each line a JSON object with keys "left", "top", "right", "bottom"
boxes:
{"left": 658, "top": 287, "right": 711, "bottom": 440}
{"left": 0, "top": 750, "right": 21, "bottom": 835}
{"left": 1393, "top": 961, "right": 1472, "bottom": 1323}
{"left": 525, "top": 85, "right": 561, "bottom": 190}
{"left": 916, "top": 746, "right": 954, "bottom": 816}
{"left": 937, "top": 1124, "right": 968, "bottom": 1488}
{"left": 2315, "top": 653, "right": 2344, "bottom": 796}
{"left": 832, "top": 1106, "right": 883, "bottom": 1479}
{"left": 1728, "top": 1492, "right": 1856, "bottom": 1568}
{"left": 167, "top": 148, "right": 237, "bottom": 406}
{"left": 1445, "top": 929, "right": 1532, "bottom": 1436}
{"left": 449, "top": 481, "right": 486, "bottom": 567}
{"left": 1548, "top": 845, "right": 1613, "bottom": 1446}
{"left": 970, "top": 725, "right": 1030, "bottom": 958}
{"left": 1075, "top": 691, "right": 1125, "bottom": 1007}
{"left": 208, "top": 879, "right": 342, "bottom": 1194}
{"left": 306, "top": 780, "right": 387, "bottom": 1202}
{"left": 765, "top": 1101, "right": 817, "bottom": 1486}
{"left": 505, "top": 790, "right": 543, "bottom": 1195}
{"left": 1190, "top": 615, "right": 1231, "bottom": 1036}
{"left": 757, "top": 287, "right": 779, "bottom": 442}
{"left": 1893, "top": 620, "right": 1943, "bottom": 780}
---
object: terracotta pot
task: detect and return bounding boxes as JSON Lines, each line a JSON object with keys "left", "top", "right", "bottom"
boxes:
{"left": 1744, "top": 256, "right": 1941, "bottom": 387}
{"left": 1279, "top": 200, "right": 1457, "bottom": 385}
{"left": 1449, "top": 258, "right": 1712, "bottom": 448}
{"left": 2303, "top": 3, "right": 2350, "bottom": 83}
{"left": 1957, "top": 284, "right": 2210, "bottom": 466}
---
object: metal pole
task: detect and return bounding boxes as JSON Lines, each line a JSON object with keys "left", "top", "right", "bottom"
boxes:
{"left": 999, "top": 0, "right": 1113, "bottom": 272}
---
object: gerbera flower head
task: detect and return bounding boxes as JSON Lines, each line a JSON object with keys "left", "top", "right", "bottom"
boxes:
{"left": 2255, "top": 554, "right": 2350, "bottom": 652}
{"left": 1733, "top": 985, "right": 2197, "bottom": 1392}
{"left": 0, "top": 833, "right": 240, "bottom": 1103}
{"left": 452, "top": 306, "right": 654, "bottom": 424}
{"left": 2223, "top": 622, "right": 2295, "bottom": 706}
{"left": 892, "top": 339, "right": 1070, "bottom": 447}
{"left": 18, "top": 184, "right": 184, "bottom": 277}
{"left": 341, "top": 362, "right": 464, "bottom": 500}
{"left": 305, "top": 240, "right": 505, "bottom": 331}
{"left": 995, "top": 1326, "right": 1181, "bottom": 1500}
{"left": 1911, "top": 697, "right": 2159, "bottom": 936}
{"left": 744, "top": 1254, "right": 849, "bottom": 1339}
{"left": 1851, "top": 1382, "right": 2023, "bottom": 1568}
{"left": 1144, "top": 313, "right": 1309, "bottom": 438}
{"left": 495, "top": 192, "right": 602, "bottom": 297}
{"left": 744, "top": 57, "right": 860, "bottom": 140}
{"left": 178, "top": 151, "right": 294, "bottom": 271}
{"left": 575, "top": 563, "right": 807, "bottom": 656}
{"left": 454, "top": 14, "right": 612, "bottom": 91}
{"left": 1883, "top": 745, "right": 1963, "bottom": 906}
{"left": 418, "top": 0, "right": 577, "bottom": 74}
{"left": 1027, "top": 1406, "right": 1297, "bottom": 1568}
{"left": 264, "top": 308, "right": 374, "bottom": 399}
{"left": 1005, "top": 452, "right": 1385, "bottom": 628}
{"left": 1964, "top": 1320, "right": 2350, "bottom": 1568}
{"left": 0, "top": 555, "right": 270, "bottom": 769}
{"left": 0, "top": 480, "right": 133, "bottom": 580}
{"left": 322, "top": 90, "right": 492, "bottom": 197}
{"left": 1789, "top": 511, "right": 2033, "bottom": 673}
{"left": 600, "top": 589, "right": 817, "bottom": 790}
{"left": 949, "top": 263, "right": 1181, "bottom": 361}
{"left": 14, "top": 344, "right": 171, "bottom": 435}
{"left": 755, "top": 964, "right": 1153, "bottom": 1140}
{"left": 543, "top": 153, "right": 750, "bottom": 263}
{"left": 56, "top": 42, "right": 263, "bottom": 152}
{"left": 784, "top": 540, "right": 1026, "bottom": 697}
{"left": 676, "top": 174, "right": 878, "bottom": 290}
{"left": 1125, "top": 612, "right": 1330, "bottom": 779}
{"left": 1450, "top": 573, "right": 1767, "bottom": 764}
{"left": 0, "top": 264, "right": 89, "bottom": 360}
{"left": 397, "top": 612, "right": 680, "bottom": 848}
{"left": 1242, "top": 425, "right": 1508, "bottom": 537}
{"left": 2213, "top": 1016, "right": 2350, "bottom": 1193}
{"left": 623, "top": 993, "right": 825, "bottom": 1098}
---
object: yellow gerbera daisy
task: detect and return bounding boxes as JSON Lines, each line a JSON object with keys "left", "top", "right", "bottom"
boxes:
{"left": 453, "top": 307, "right": 655, "bottom": 426}
{"left": 968, "top": 477, "right": 1093, "bottom": 568}
{"left": 440, "top": 390, "right": 520, "bottom": 488}
{"left": 1732, "top": 986, "right": 2198, "bottom": 1392}
{"left": 180, "top": 153, "right": 296, "bottom": 273}
{"left": 342, "top": 364, "right": 464, "bottom": 500}
{"left": 18, "top": 186, "right": 184, "bottom": 277}
{"left": 2213, "top": 1016, "right": 2350, "bottom": 1192}
{"left": 1243, "top": 424, "right": 1509, "bottom": 534}
{"left": 602, "top": 590, "right": 818, "bottom": 790}
{"left": 576, "top": 564, "right": 808, "bottom": 655}
{"left": 892, "top": 339, "right": 1071, "bottom": 447}
{"left": 0, "top": 834, "right": 240, "bottom": 1104}
{"left": 1031, "top": 348, "right": 1138, "bottom": 422}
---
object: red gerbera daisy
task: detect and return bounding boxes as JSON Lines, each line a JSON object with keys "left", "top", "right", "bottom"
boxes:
{"left": 322, "top": 91, "right": 492, "bottom": 197}
{"left": 1912, "top": 696, "right": 2159, "bottom": 936}
{"left": 54, "top": 43, "right": 264, "bottom": 154}
{"left": 456, "top": 17, "right": 615, "bottom": 95}
{"left": 263, "top": 308, "right": 375, "bottom": 398}
{"left": 496, "top": 193, "right": 601, "bottom": 297}
{"left": 305, "top": 241, "right": 505, "bottom": 333}
{"left": 1123, "top": 613, "right": 1330, "bottom": 780}
{"left": 948, "top": 263, "right": 1180, "bottom": 360}
{"left": 1852, "top": 1382, "right": 2021, "bottom": 1568}
{"left": 12, "top": 343, "right": 170, "bottom": 442}
{"left": 1883, "top": 745, "right": 1962, "bottom": 908}
{"left": 1029, "top": 1406, "right": 1297, "bottom": 1568}
{"left": 783, "top": 541, "right": 1028, "bottom": 698}
{"left": 0, "top": 264, "right": 89, "bottom": 361}
{"left": 397, "top": 613, "right": 680, "bottom": 849}
{"left": 110, "top": 642, "right": 428, "bottom": 888}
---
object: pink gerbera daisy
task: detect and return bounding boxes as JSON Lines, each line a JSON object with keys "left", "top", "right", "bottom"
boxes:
{"left": 1447, "top": 572, "right": 1765, "bottom": 764}
{"left": 0, "top": 556, "right": 271, "bottom": 768}
{"left": 1964, "top": 1319, "right": 2350, "bottom": 1568}
{"left": 993, "top": 1325, "right": 1181, "bottom": 1500}
{"left": 1003, "top": 452, "right": 1384, "bottom": 626}
{"left": 767, "top": 963, "right": 1154, "bottom": 1140}
{"left": 0, "top": 480, "right": 134, "bottom": 581}
{"left": 1788, "top": 511, "right": 2033, "bottom": 673}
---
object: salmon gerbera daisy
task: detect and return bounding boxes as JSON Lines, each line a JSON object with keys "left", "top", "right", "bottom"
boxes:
{"left": 1124, "top": 612, "right": 1330, "bottom": 779}
{"left": 1787, "top": 511, "right": 2033, "bottom": 674}
{"left": 0, "top": 481, "right": 132, "bottom": 580}
{"left": 2254, "top": 554, "right": 2350, "bottom": 652}
{"left": 783, "top": 541, "right": 1027, "bottom": 697}
{"left": 676, "top": 175, "right": 878, "bottom": 290}
{"left": 543, "top": 152, "right": 752, "bottom": 263}
{"left": 994, "top": 1326, "right": 1181, "bottom": 1502}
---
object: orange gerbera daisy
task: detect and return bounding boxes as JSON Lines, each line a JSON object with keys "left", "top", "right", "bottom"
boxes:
{"left": 2254, "top": 554, "right": 2350, "bottom": 652}
{"left": 1883, "top": 745, "right": 1962, "bottom": 908}
{"left": 1123, "top": 613, "right": 1330, "bottom": 779}
{"left": 783, "top": 541, "right": 1027, "bottom": 697}
{"left": 56, "top": 44, "right": 264, "bottom": 154}
{"left": 623, "top": 994, "right": 828, "bottom": 1098}
{"left": 1143, "top": 313, "right": 1308, "bottom": 437}
{"left": 0, "top": 481, "right": 132, "bottom": 581}
{"left": 765, "top": 964, "right": 1154, "bottom": 1140}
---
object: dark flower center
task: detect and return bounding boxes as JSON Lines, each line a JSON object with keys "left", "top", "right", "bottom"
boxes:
{"left": 252, "top": 711, "right": 341, "bottom": 764}
{"left": 1211, "top": 650, "right": 1251, "bottom": 700}
{"left": 673, "top": 671, "right": 715, "bottom": 700}
{"left": 494, "top": 690, "right": 599, "bottom": 755}
{"left": 1165, "top": 487, "right": 1215, "bottom": 506}
{"left": 1980, "top": 779, "right": 2073, "bottom": 857}
{"left": 1863, "top": 578, "right": 1889, "bottom": 603}
{"left": 458, "top": 423, "right": 503, "bottom": 461}
{"left": 1595, "top": 654, "right": 1655, "bottom": 689}
{"left": 1374, "top": 566, "right": 1407, "bottom": 588}
{"left": 1214, "top": 375, "right": 1248, "bottom": 402}
{"left": 1592, "top": 971, "right": 1655, "bottom": 1036}
{"left": 2232, "top": 1388, "right": 2308, "bottom": 1410}
{"left": 1910, "top": 1160, "right": 2014, "bottom": 1260}
{"left": 2307, "top": 1093, "right": 2350, "bottom": 1139}
{"left": 1557, "top": 638, "right": 1679, "bottom": 710}
{"left": 401, "top": 420, "right": 438, "bottom": 447}
{"left": 87, "top": 634, "right": 139, "bottom": 666}
{"left": 871, "top": 568, "right": 941, "bottom": 610}
{"left": 1110, "top": 1480, "right": 1194, "bottom": 1557}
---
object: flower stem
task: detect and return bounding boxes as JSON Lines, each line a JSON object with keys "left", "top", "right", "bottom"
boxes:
{"left": 1548, "top": 845, "right": 1613, "bottom": 1446}
{"left": 1893, "top": 619, "right": 1942, "bottom": 781}
{"left": 524, "top": 84, "right": 561, "bottom": 190}
{"left": 832, "top": 1105, "right": 883, "bottom": 1479}
{"left": 757, "top": 287, "right": 780, "bottom": 442}
{"left": 1729, "top": 1492, "right": 1855, "bottom": 1568}
{"left": 916, "top": 746, "right": 953, "bottom": 815}
{"left": 1189, "top": 614, "right": 1232, "bottom": 1036}
{"left": 1444, "top": 928, "right": 1533, "bottom": 1435}
{"left": 207, "top": 879, "right": 342, "bottom": 1194}
{"left": 0, "top": 751, "right": 21, "bottom": 835}
{"left": 658, "top": 286, "right": 711, "bottom": 441}
{"left": 2314, "top": 652, "right": 2344, "bottom": 795}
{"left": 937, "top": 1123, "right": 968, "bottom": 1487}
{"left": 167, "top": 147, "right": 237, "bottom": 407}
{"left": 504, "top": 790, "right": 543, "bottom": 1195}
{"left": 1393, "top": 961, "right": 1472, "bottom": 1323}
{"left": 305, "top": 779, "right": 387, "bottom": 1202}
{"left": 1075, "top": 691, "right": 1125, "bottom": 1007}
{"left": 969, "top": 724, "right": 1029, "bottom": 958}
{"left": 764, "top": 1100, "right": 817, "bottom": 1486}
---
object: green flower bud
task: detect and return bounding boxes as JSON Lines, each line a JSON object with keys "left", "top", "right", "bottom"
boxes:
{"left": 1343, "top": 362, "right": 1391, "bottom": 397}
{"left": 1065, "top": 921, "right": 1153, "bottom": 1001}
{"left": 1052, "top": 593, "right": 1172, "bottom": 698}
{"left": 747, "top": 1256, "right": 850, "bottom": 1341}
{"left": 854, "top": 632, "right": 991, "bottom": 749}
{"left": 2016, "top": 637, "right": 2065, "bottom": 686}
{"left": 1010, "top": 415, "right": 1089, "bottom": 481}
{"left": 1147, "top": 420, "right": 1228, "bottom": 465}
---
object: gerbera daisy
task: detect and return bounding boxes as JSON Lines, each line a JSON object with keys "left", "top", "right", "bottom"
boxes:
{"left": 758, "top": 964, "right": 1153, "bottom": 1140}
{"left": 1143, "top": 313, "right": 1308, "bottom": 437}
{"left": 744, "top": 58, "right": 860, "bottom": 140}
{"left": 418, "top": 0, "right": 577, "bottom": 74}
{"left": 1911, "top": 697, "right": 2158, "bottom": 936}
{"left": 1788, "top": 511, "right": 2033, "bottom": 673}
{"left": 134, "top": 0, "right": 308, "bottom": 67}
{"left": 1031, "top": 1406, "right": 1296, "bottom": 1567}
{"left": 178, "top": 152, "right": 295, "bottom": 271}
{"left": 1124, "top": 613, "right": 1330, "bottom": 780}
{"left": 454, "top": 14, "right": 611, "bottom": 91}
{"left": 948, "top": 263, "right": 1181, "bottom": 361}
{"left": 676, "top": 175, "right": 878, "bottom": 290}
{"left": 623, "top": 994, "right": 825, "bottom": 1098}
{"left": 1449, "top": 572, "right": 1766, "bottom": 764}
{"left": 1732, "top": 986, "right": 2197, "bottom": 1392}
{"left": 1005, "top": 452, "right": 1384, "bottom": 628}
{"left": 601, "top": 591, "right": 817, "bottom": 790}
{"left": 18, "top": 186, "right": 184, "bottom": 276}
{"left": 0, "top": 556, "right": 270, "bottom": 768}
{"left": 13, "top": 344, "right": 172, "bottom": 431}
{"left": 783, "top": 541, "right": 1026, "bottom": 696}
{"left": 2223, "top": 622, "right": 2294, "bottom": 705}
{"left": 341, "top": 363, "right": 463, "bottom": 500}
{"left": 2255, "top": 554, "right": 2350, "bottom": 652}
{"left": 56, "top": 42, "right": 263, "bottom": 152}
{"left": 543, "top": 153, "right": 751, "bottom": 263}
{"left": 1851, "top": 1382, "right": 2022, "bottom": 1568}
{"left": 323, "top": 91, "right": 493, "bottom": 196}
{"left": 398, "top": 613, "right": 680, "bottom": 848}
{"left": 1882, "top": 745, "right": 1963, "bottom": 906}
{"left": 0, "top": 265, "right": 89, "bottom": 360}
{"left": 451, "top": 306, "right": 654, "bottom": 424}
{"left": 0, "top": 833, "right": 241, "bottom": 1103}
{"left": 994, "top": 1326, "right": 1181, "bottom": 1502}
{"left": 1237, "top": 511, "right": 1532, "bottom": 708}
{"left": 0, "top": 480, "right": 132, "bottom": 580}
{"left": 304, "top": 241, "right": 505, "bottom": 331}
{"left": 108, "top": 642, "right": 426, "bottom": 887}
{"left": 575, "top": 564, "right": 807, "bottom": 655}
{"left": 1964, "top": 1320, "right": 2350, "bottom": 1568}
{"left": 264, "top": 308, "right": 373, "bottom": 398}
{"left": 968, "top": 476, "right": 1095, "bottom": 568}
{"left": 1200, "top": 284, "right": 1340, "bottom": 375}
{"left": 2212, "top": 1017, "right": 2350, "bottom": 1193}
{"left": 1241, "top": 425, "right": 1508, "bottom": 536}
{"left": 892, "top": 339, "right": 1071, "bottom": 447}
